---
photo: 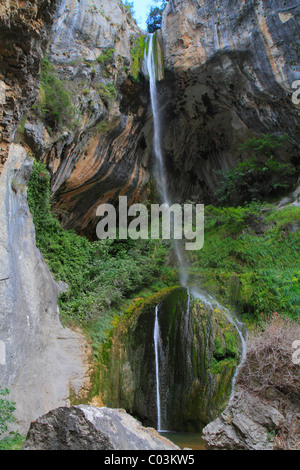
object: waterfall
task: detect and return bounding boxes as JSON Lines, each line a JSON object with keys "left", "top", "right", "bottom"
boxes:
{"left": 145, "top": 33, "right": 189, "bottom": 287}
{"left": 145, "top": 34, "right": 169, "bottom": 205}
{"left": 145, "top": 33, "right": 246, "bottom": 431}
{"left": 146, "top": 33, "right": 190, "bottom": 430}
{"left": 154, "top": 304, "right": 162, "bottom": 431}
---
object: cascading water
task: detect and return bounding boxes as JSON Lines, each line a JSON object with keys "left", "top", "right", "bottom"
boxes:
{"left": 145, "top": 34, "right": 169, "bottom": 206}
{"left": 145, "top": 33, "right": 246, "bottom": 431}
{"left": 154, "top": 304, "right": 162, "bottom": 431}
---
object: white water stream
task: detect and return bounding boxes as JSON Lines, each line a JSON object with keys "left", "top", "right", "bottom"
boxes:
{"left": 145, "top": 33, "right": 246, "bottom": 430}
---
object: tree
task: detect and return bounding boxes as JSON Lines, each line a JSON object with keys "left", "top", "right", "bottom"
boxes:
{"left": 146, "top": 1, "right": 167, "bottom": 33}
{"left": 0, "top": 389, "right": 16, "bottom": 435}
{"left": 123, "top": 1, "right": 135, "bottom": 17}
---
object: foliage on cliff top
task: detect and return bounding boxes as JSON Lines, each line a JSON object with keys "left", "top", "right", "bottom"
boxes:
{"left": 147, "top": 1, "right": 167, "bottom": 33}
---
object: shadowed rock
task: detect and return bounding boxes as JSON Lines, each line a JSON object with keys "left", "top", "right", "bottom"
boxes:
{"left": 22, "top": 406, "right": 180, "bottom": 450}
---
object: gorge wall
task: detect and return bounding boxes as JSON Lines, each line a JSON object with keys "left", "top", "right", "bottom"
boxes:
{"left": 159, "top": 0, "right": 300, "bottom": 203}
{"left": 21, "top": 0, "right": 300, "bottom": 238}
{"left": 0, "top": 1, "right": 90, "bottom": 434}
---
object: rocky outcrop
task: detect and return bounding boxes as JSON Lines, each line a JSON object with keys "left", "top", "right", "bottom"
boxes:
{"left": 0, "top": 144, "right": 90, "bottom": 433}
{"left": 22, "top": 0, "right": 151, "bottom": 238}
{"left": 158, "top": 0, "right": 300, "bottom": 203}
{"left": 0, "top": 0, "right": 58, "bottom": 173}
{"left": 98, "top": 288, "right": 242, "bottom": 433}
{"left": 22, "top": 405, "right": 179, "bottom": 450}
{"left": 202, "top": 316, "right": 300, "bottom": 450}
{"left": 202, "top": 390, "right": 285, "bottom": 450}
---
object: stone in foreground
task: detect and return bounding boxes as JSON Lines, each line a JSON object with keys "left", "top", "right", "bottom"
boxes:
{"left": 22, "top": 406, "right": 179, "bottom": 450}
{"left": 202, "top": 391, "right": 285, "bottom": 450}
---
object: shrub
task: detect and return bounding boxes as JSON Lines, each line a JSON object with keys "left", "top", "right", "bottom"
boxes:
{"left": 236, "top": 313, "right": 300, "bottom": 400}
{"left": 0, "top": 389, "right": 15, "bottom": 435}
{"left": 146, "top": 2, "right": 167, "bottom": 33}
{"left": 214, "top": 135, "right": 296, "bottom": 206}
{"left": 96, "top": 48, "right": 115, "bottom": 65}
{"left": 27, "top": 160, "right": 172, "bottom": 325}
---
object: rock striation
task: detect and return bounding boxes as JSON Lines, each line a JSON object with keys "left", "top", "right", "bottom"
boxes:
{"left": 0, "top": 0, "right": 58, "bottom": 173}
{"left": 159, "top": 0, "right": 300, "bottom": 203}
{"left": 0, "top": 144, "right": 90, "bottom": 434}
{"left": 22, "top": 405, "right": 180, "bottom": 450}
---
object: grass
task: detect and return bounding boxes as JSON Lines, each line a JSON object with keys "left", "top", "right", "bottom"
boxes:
{"left": 188, "top": 203, "right": 300, "bottom": 323}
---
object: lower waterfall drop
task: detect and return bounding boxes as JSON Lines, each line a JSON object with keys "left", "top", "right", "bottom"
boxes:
{"left": 154, "top": 304, "right": 162, "bottom": 431}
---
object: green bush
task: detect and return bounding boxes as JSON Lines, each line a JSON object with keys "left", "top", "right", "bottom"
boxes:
{"left": 189, "top": 204, "right": 300, "bottom": 322}
{"left": 214, "top": 135, "right": 296, "bottom": 206}
{"left": 0, "top": 389, "right": 15, "bottom": 436}
{"left": 27, "top": 160, "right": 172, "bottom": 326}
{"left": 37, "top": 57, "right": 74, "bottom": 132}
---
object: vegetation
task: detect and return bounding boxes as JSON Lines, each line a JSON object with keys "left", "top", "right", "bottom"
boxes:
{"left": 130, "top": 35, "right": 147, "bottom": 82}
{"left": 27, "top": 160, "right": 175, "bottom": 332}
{"left": 35, "top": 57, "right": 75, "bottom": 132}
{"left": 214, "top": 134, "right": 297, "bottom": 206}
{"left": 188, "top": 203, "right": 300, "bottom": 322}
{"left": 147, "top": 1, "right": 167, "bottom": 33}
{"left": 96, "top": 48, "right": 115, "bottom": 65}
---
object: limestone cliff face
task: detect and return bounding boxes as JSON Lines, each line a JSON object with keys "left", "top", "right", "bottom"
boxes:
{"left": 0, "top": 2, "right": 91, "bottom": 434}
{"left": 23, "top": 0, "right": 151, "bottom": 238}
{"left": 0, "top": 144, "right": 90, "bottom": 433}
{"left": 0, "top": 0, "right": 58, "bottom": 173}
{"left": 159, "top": 0, "right": 300, "bottom": 203}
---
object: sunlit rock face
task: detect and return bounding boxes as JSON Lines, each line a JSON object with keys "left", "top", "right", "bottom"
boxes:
{"left": 159, "top": 0, "right": 300, "bottom": 203}
{"left": 20, "top": 0, "right": 300, "bottom": 237}
{"left": 0, "top": 0, "right": 58, "bottom": 173}
{"left": 23, "top": 0, "right": 152, "bottom": 239}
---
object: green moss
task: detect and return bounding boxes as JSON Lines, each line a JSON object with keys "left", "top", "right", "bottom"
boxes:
{"left": 96, "top": 48, "right": 115, "bottom": 64}
{"left": 130, "top": 35, "right": 147, "bottom": 82}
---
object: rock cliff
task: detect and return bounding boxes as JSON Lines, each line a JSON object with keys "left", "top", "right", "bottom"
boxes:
{"left": 22, "top": 0, "right": 151, "bottom": 238}
{"left": 0, "top": 0, "right": 58, "bottom": 173}
{"left": 0, "top": 1, "right": 90, "bottom": 434}
{"left": 159, "top": 0, "right": 300, "bottom": 203}
{"left": 16, "top": 0, "right": 300, "bottom": 237}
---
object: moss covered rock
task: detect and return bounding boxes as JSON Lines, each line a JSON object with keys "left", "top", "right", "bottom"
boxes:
{"left": 97, "top": 287, "right": 241, "bottom": 432}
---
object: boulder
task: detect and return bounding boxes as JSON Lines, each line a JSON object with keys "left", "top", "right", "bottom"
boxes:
{"left": 202, "top": 390, "right": 285, "bottom": 450}
{"left": 22, "top": 406, "right": 180, "bottom": 451}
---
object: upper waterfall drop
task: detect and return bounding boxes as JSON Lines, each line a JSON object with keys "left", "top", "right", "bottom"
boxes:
{"left": 145, "top": 33, "right": 169, "bottom": 206}
{"left": 145, "top": 33, "right": 189, "bottom": 288}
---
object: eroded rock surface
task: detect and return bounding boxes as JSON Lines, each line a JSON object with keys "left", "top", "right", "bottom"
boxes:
{"left": 202, "top": 390, "right": 285, "bottom": 450}
{"left": 0, "top": 0, "right": 58, "bottom": 172}
{"left": 0, "top": 144, "right": 90, "bottom": 433}
{"left": 22, "top": 405, "right": 180, "bottom": 450}
{"left": 159, "top": 0, "right": 300, "bottom": 203}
